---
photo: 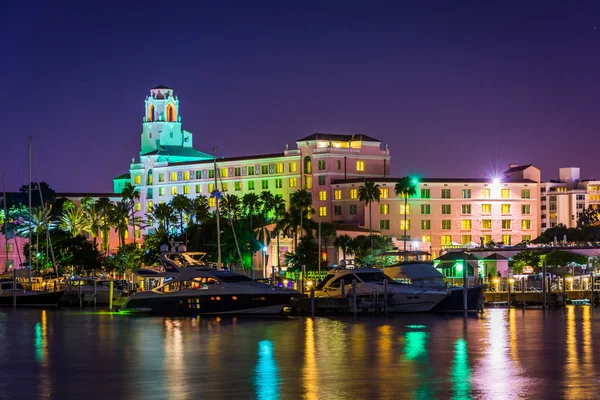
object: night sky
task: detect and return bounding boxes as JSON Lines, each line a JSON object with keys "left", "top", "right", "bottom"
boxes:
{"left": 2, "top": 1, "right": 600, "bottom": 193}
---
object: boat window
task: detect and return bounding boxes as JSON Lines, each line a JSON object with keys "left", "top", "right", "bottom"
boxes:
{"left": 217, "top": 275, "right": 252, "bottom": 282}
{"left": 156, "top": 281, "right": 181, "bottom": 293}
{"left": 315, "top": 274, "right": 335, "bottom": 290}
{"left": 329, "top": 274, "right": 357, "bottom": 288}
{"left": 192, "top": 277, "right": 220, "bottom": 285}
{"left": 180, "top": 280, "right": 203, "bottom": 290}
{"left": 356, "top": 272, "right": 394, "bottom": 283}
{"left": 1, "top": 283, "right": 11, "bottom": 290}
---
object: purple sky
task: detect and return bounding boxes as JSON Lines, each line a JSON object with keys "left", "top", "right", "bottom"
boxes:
{"left": 2, "top": 1, "right": 600, "bottom": 193}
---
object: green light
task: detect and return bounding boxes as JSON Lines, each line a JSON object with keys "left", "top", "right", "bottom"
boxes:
{"left": 456, "top": 262, "right": 463, "bottom": 272}
{"left": 404, "top": 331, "right": 429, "bottom": 360}
{"left": 405, "top": 324, "right": 427, "bottom": 329}
{"left": 451, "top": 338, "right": 471, "bottom": 399}
{"left": 35, "top": 322, "right": 43, "bottom": 362}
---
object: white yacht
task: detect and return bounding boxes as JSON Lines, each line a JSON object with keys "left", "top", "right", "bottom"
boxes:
{"left": 314, "top": 268, "right": 448, "bottom": 313}
{"left": 62, "top": 277, "right": 125, "bottom": 306}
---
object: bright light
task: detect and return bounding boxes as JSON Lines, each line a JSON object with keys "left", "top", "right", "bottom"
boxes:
{"left": 493, "top": 278, "right": 499, "bottom": 283}
{"left": 412, "top": 241, "right": 419, "bottom": 248}
{"left": 263, "top": 246, "right": 268, "bottom": 252}
{"left": 509, "top": 278, "right": 515, "bottom": 283}
{"left": 283, "top": 279, "right": 289, "bottom": 285}
{"left": 307, "top": 281, "right": 313, "bottom": 286}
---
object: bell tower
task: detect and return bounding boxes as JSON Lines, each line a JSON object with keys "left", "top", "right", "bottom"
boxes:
{"left": 140, "top": 85, "right": 193, "bottom": 156}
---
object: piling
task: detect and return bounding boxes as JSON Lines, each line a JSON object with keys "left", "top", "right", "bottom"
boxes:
{"left": 301, "top": 265, "right": 306, "bottom": 295}
{"left": 542, "top": 262, "right": 547, "bottom": 310}
{"left": 340, "top": 279, "right": 345, "bottom": 298}
{"left": 93, "top": 279, "right": 97, "bottom": 308}
{"left": 310, "top": 287, "right": 315, "bottom": 317}
{"left": 383, "top": 279, "right": 388, "bottom": 314}
{"left": 109, "top": 281, "right": 114, "bottom": 311}
{"left": 507, "top": 280, "right": 512, "bottom": 307}
{"left": 591, "top": 269, "right": 595, "bottom": 305}
{"left": 79, "top": 281, "right": 83, "bottom": 309}
{"left": 562, "top": 276, "right": 567, "bottom": 306}
{"left": 352, "top": 280, "right": 357, "bottom": 316}
{"left": 272, "top": 266, "right": 276, "bottom": 287}
{"left": 462, "top": 252, "right": 468, "bottom": 312}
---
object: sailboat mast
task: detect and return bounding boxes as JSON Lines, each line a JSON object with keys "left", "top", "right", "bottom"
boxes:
{"left": 28, "top": 136, "right": 32, "bottom": 284}
{"left": 213, "top": 149, "right": 221, "bottom": 267}
{"left": 2, "top": 173, "right": 7, "bottom": 274}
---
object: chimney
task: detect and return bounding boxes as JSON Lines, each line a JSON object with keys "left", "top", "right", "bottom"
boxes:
{"left": 508, "top": 164, "right": 518, "bottom": 169}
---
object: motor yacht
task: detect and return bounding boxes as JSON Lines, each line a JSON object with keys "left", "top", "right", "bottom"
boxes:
{"left": 0, "top": 279, "right": 64, "bottom": 307}
{"left": 314, "top": 268, "right": 448, "bottom": 313}
{"left": 60, "top": 276, "right": 125, "bottom": 306}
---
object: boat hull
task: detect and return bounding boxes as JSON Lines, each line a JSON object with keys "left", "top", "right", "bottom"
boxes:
{"left": 0, "top": 290, "right": 65, "bottom": 307}
{"left": 386, "top": 292, "right": 448, "bottom": 313}
{"left": 59, "top": 289, "right": 124, "bottom": 306}
{"left": 120, "top": 292, "right": 294, "bottom": 315}
{"left": 432, "top": 286, "right": 485, "bottom": 312}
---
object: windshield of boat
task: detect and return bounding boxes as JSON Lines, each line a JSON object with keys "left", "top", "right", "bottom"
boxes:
{"left": 355, "top": 272, "right": 395, "bottom": 283}
{"left": 155, "top": 278, "right": 220, "bottom": 293}
{"left": 217, "top": 275, "right": 253, "bottom": 282}
{"left": 315, "top": 274, "right": 336, "bottom": 290}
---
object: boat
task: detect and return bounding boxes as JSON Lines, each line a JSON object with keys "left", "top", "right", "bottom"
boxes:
{"left": 60, "top": 276, "right": 125, "bottom": 306}
{"left": 313, "top": 268, "right": 448, "bottom": 313}
{"left": 0, "top": 279, "right": 64, "bottom": 307}
{"left": 121, "top": 245, "right": 298, "bottom": 315}
{"left": 380, "top": 252, "right": 485, "bottom": 312}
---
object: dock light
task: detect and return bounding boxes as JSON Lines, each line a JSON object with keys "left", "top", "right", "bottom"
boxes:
{"left": 509, "top": 278, "right": 515, "bottom": 284}
{"left": 566, "top": 277, "right": 573, "bottom": 281}
{"left": 283, "top": 279, "right": 289, "bottom": 286}
{"left": 493, "top": 278, "right": 499, "bottom": 283}
{"left": 307, "top": 281, "right": 313, "bottom": 286}
{"left": 584, "top": 277, "right": 589, "bottom": 281}
{"left": 263, "top": 246, "right": 268, "bottom": 252}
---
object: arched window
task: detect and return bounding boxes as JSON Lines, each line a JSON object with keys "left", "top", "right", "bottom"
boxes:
{"left": 166, "top": 103, "right": 176, "bottom": 122}
{"left": 147, "top": 169, "right": 153, "bottom": 185}
{"left": 148, "top": 105, "right": 154, "bottom": 122}
{"left": 304, "top": 156, "right": 312, "bottom": 174}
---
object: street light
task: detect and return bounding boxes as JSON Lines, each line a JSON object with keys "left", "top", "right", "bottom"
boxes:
{"left": 262, "top": 246, "right": 268, "bottom": 279}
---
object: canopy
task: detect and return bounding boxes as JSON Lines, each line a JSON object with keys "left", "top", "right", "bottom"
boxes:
{"left": 384, "top": 263, "right": 445, "bottom": 281}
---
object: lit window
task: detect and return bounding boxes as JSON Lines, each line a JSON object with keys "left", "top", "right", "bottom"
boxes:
{"left": 442, "top": 220, "right": 451, "bottom": 230}
{"left": 261, "top": 165, "right": 269, "bottom": 175}
{"left": 196, "top": 184, "right": 202, "bottom": 193}
{"left": 209, "top": 198, "right": 215, "bottom": 207}
{"left": 521, "top": 189, "right": 530, "bottom": 199}
{"left": 481, "top": 189, "right": 490, "bottom": 199}
{"left": 482, "top": 220, "right": 492, "bottom": 230}
{"left": 275, "top": 179, "right": 283, "bottom": 189}
{"left": 170, "top": 172, "right": 177, "bottom": 181}
{"left": 502, "top": 220, "right": 512, "bottom": 229}
{"left": 158, "top": 187, "right": 165, "bottom": 196}
{"left": 356, "top": 161, "right": 365, "bottom": 171}
{"left": 349, "top": 189, "right": 357, "bottom": 199}
{"left": 441, "top": 235, "right": 452, "bottom": 245}
{"left": 234, "top": 182, "right": 242, "bottom": 191}
{"left": 501, "top": 204, "right": 511, "bottom": 214}
{"left": 318, "top": 160, "right": 326, "bottom": 170}
{"left": 319, "top": 191, "right": 327, "bottom": 201}
{"left": 135, "top": 230, "right": 141, "bottom": 239}
{"left": 135, "top": 202, "right": 141, "bottom": 211}
{"left": 262, "top": 180, "right": 269, "bottom": 190}
{"left": 248, "top": 181, "right": 255, "bottom": 191}
{"left": 399, "top": 204, "right": 410, "bottom": 214}
{"left": 380, "top": 188, "right": 389, "bottom": 199}
{"left": 319, "top": 206, "right": 327, "bottom": 217}
{"left": 522, "top": 204, "right": 531, "bottom": 214}
{"left": 421, "top": 220, "right": 431, "bottom": 230}
{"left": 209, "top": 170, "right": 215, "bottom": 179}
{"left": 134, "top": 175, "right": 141, "bottom": 185}
{"left": 522, "top": 220, "right": 531, "bottom": 229}
{"left": 421, "top": 204, "right": 430, "bottom": 214}
{"left": 222, "top": 183, "right": 228, "bottom": 192}
{"left": 158, "top": 173, "right": 164, "bottom": 182}
{"left": 400, "top": 220, "right": 411, "bottom": 230}
{"left": 380, "top": 204, "right": 389, "bottom": 214}
{"left": 289, "top": 163, "right": 297, "bottom": 173}
{"left": 380, "top": 220, "right": 390, "bottom": 230}
{"left": 183, "top": 171, "right": 190, "bottom": 180}
{"left": 208, "top": 183, "right": 215, "bottom": 193}
{"left": 289, "top": 178, "right": 297, "bottom": 188}
{"left": 6, "top": 243, "right": 14, "bottom": 252}
{"left": 422, "top": 235, "right": 431, "bottom": 243}
{"left": 183, "top": 185, "right": 190, "bottom": 194}
{"left": 124, "top": 230, "right": 129, "bottom": 239}
{"left": 441, "top": 189, "right": 451, "bottom": 199}
{"left": 275, "top": 163, "right": 283, "bottom": 173}
{"left": 221, "top": 168, "right": 229, "bottom": 178}
{"left": 147, "top": 201, "right": 153, "bottom": 210}
{"left": 502, "top": 235, "right": 511, "bottom": 245}
{"left": 196, "top": 171, "right": 202, "bottom": 179}
{"left": 461, "top": 204, "right": 471, "bottom": 214}
{"left": 442, "top": 204, "right": 451, "bottom": 214}
{"left": 461, "top": 220, "right": 471, "bottom": 230}
{"left": 334, "top": 190, "right": 342, "bottom": 200}
{"left": 501, "top": 189, "right": 511, "bottom": 199}
{"left": 483, "top": 235, "right": 492, "bottom": 245}
{"left": 522, "top": 235, "right": 532, "bottom": 242}
{"left": 421, "top": 189, "right": 430, "bottom": 199}
{"left": 481, "top": 204, "right": 492, "bottom": 214}
{"left": 461, "top": 189, "right": 471, "bottom": 199}
{"left": 304, "top": 177, "right": 312, "bottom": 189}
{"left": 234, "top": 167, "right": 241, "bottom": 177}
{"left": 462, "top": 235, "right": 472, "bottom": 245}
{"left": 171, "top": 186, "right": 177, "bottom": 195}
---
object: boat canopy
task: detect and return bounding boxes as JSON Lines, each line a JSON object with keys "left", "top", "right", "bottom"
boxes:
{"left": 385, "top": 263, "right": 445, "bottom": 281}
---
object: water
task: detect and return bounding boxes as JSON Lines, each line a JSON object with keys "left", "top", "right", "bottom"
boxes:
{"left": 0, "top": 307, "right": 598, "bottom": 400}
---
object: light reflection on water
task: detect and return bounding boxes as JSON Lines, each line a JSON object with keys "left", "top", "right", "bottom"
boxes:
{"left": 0, "top": 309, "right": 599, "bottom": 399}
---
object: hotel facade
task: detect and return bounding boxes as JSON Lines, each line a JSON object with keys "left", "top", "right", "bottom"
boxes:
{"left": 110, "top": 86, "right": 543, "bottom": 260}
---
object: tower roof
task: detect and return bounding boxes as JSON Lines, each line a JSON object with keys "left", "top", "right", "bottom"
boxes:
{"left": 152, "top": 84, "right": 172, "bottom": 90}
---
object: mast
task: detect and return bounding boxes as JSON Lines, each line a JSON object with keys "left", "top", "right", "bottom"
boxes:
{"left": 213, "top": 148, "right": 221, "bottom": 267}
{"left": 2, "top": 173, "right": 7, "bottom": 274}
{"left": 28, "top": 136, "right": 32, "bottom": 284}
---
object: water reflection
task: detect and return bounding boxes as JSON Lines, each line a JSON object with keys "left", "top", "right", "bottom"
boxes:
{"left": 451, "top": 339, "right": 470, "bottom": 400}
{"left": 302, "top": 318, "right": 318, "bottom": 400}
{"left": 254, "top": 340, "right": 280, "bottom": 400}
{"left": 164, "top": 319, "right": 185, "bottom": 400}
{"left": 563, "top": 306, "right": 595, "bottom": 399}
{"left": 37, "top": 310, "right": 51, "bottom": 399}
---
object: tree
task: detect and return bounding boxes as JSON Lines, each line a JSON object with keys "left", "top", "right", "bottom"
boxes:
{"left": 121, "top": 183, "right": 140, "bottom": 244}
{"left": 109, "top": 201, "right": 130, "bottom": 247}
{"left": 394, "top": 176, "right": 418, "bottom": 251}
{"left": 18, "top": 182, "right": 56, "bottom": 208}
{"left": 284, "top": 236, "right": 319, "bottom": 271}
{"left": 59, "top": 205, "right": 91, "bottom": 238}
{"left": 149, "top": 203, "right": 176, "bottom": 235}
{"left": 81, "top": 199, "right": 102, "bottom": 246}
{"left": 544, "top": 251, "right": 588, "bottom": 268}
{"left": 271, "top": 195, "right": 286, "bottom": 269}
{"left": 259, "top": 191, "right": 276, "bottom": 218}
{"left": 508, "top": 251, "right": 543, "bottom": 274}
{"left": 334, "top": 234, "right": 354, "bottom": 261}
{"left": 171, "top": 194, "right": 192, "bottom": 236}
{"left": 95, "top": 197, "right": 114, "bottom": 252}
{"left": 319, "top": 222, "right": 337, "bottom": 268}
{"left": 189, "top": 196, "right": 210, "bottom": 226}
{"left": 358, "top": 181, "right": 381, "bottom": 252}
{"left": 221, "top": 194, "right": 242, "bottom": 221}
{"left": 578, "top": 206, "right": 600, "bottom": 228}
{"left": 289, "top": 189, "right": 313, "bottom": 242}
{"left": 242, "top": 193, "right": 261, "bottom": 232}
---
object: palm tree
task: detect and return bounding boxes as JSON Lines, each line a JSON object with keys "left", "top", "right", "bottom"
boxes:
{"left": 358, "top": 180, "right": 381, "bottom": 251}
{"left": 109, "top": 201, "right": 130, "bottom": 247}
{"left": 189, "top": 196, "right": 210, "bottom": 226}
{"left": 95, "top": 197, "right": 114, "bottom": 252}
{"left": 170, "top": 194, "right": 192, "bottom": 236}
{"left": 334, "top": 234, "right": 354, "bottom": 261}
{"left": 290, "top": 189, "right": 313, "bottom": 240}
{"left": 242, "top": 193, "right": 261, "bottom": 232}
{"left": 149, "top": 203, "right": 176, "bottom": 235}
{"left": 272, "top": 195, "right": 286, "bottom": 270}
{"left": 259, "top": 191, "right": 275, "bottom": 219}
{"left": 15, "top": 205, "right": 56, "bottom": 271}
{"left": 395, "top": 176, "right": 418, "bottom": 252}
{"left": 82, "top": 200, "right": 102, "bottom": 246}
{"left": 121, "top": 183, "right": 140, "bottom": 244}
{"left": 59, "top": 205, "right": 91, "bottom": 238}
{"left": 221, "top": 194, "right": 242, "bottom": 220}
{"left": 319, "top": 222, "right": 337, "bottom": 268}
